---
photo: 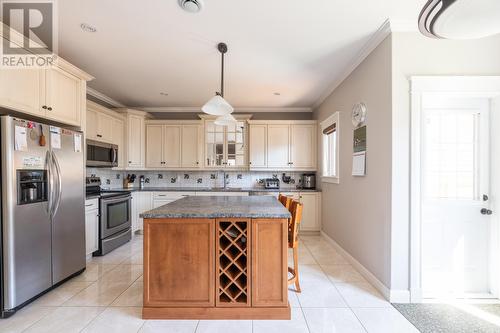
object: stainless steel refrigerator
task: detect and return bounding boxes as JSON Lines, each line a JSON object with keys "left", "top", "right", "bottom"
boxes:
{"left": 1, "top": 116, "right": 85, "bottom": 317}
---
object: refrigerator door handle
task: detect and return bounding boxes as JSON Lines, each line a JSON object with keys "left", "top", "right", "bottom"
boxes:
{"left": 45, "top": 150, "right": 53, "bottom": 217}
{"left": 51, "top": 151, "right": 63, "bottom": 218}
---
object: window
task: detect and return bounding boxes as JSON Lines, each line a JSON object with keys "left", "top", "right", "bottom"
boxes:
{"left": 321, "top": 112, "right": 340, "bottom": 184}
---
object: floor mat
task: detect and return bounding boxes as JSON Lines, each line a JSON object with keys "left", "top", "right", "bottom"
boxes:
{"left": 393, "top": 303, "right": 500, "bottom": 333}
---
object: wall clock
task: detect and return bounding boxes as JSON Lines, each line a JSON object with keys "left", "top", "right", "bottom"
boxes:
{"left": 352, "top": 103, "right": 367, "bottom": 127}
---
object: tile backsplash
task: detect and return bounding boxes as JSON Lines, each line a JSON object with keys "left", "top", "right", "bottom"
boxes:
{"left": 86, "top": 168, "right": 312, "bottom": 190}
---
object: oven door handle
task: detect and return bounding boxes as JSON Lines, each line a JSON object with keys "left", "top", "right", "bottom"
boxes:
{"left": 101, "top": 195, "right": 131, "bottom": 204}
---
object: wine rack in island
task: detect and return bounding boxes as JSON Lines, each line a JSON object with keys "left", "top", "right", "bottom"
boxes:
{"left": 216, "top": 219, "right": 251, "bottom": 307}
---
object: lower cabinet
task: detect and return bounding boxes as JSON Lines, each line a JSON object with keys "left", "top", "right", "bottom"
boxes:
{"left": 144, "top": 218, "right": 215, "bottom": 307}
{"left": 131, "top": 192, "right": 152, "bottom": 232}
{"left": 280, "top": 192, "right": 321, "bottom": 232}
{"left": 84, "top": 198, "right": 99, "bottom": 257}
{"left": 196, "top": 192, "right": 249, "bottom": 197}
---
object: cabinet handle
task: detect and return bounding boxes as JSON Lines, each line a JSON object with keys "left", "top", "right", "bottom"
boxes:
{"left": 196, "top": 162, "right": 199, "bottom": 165}
{"left": 96, "top": 134, "right": 102, "bottom": 138}
{"left": 85, "top": 204, "right": 94, "bottom": 207}
{"left": 47, "top": 107, "right": 52, "bottom": 111}
{"left": 129, "top": 161, "right": 132, "bottom": 164}
{"left": 42, "top": 105, "right": 47, "bottom": 109}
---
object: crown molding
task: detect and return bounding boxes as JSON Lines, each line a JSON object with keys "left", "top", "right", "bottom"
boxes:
{"left": 138, "top": 106, "right": 312, "bottom": 113}
{"left": 87, "top": 88, "right": 126, "bottom": 108}
{"left": 312, "top": 19, "right": 418, "bottom": 110}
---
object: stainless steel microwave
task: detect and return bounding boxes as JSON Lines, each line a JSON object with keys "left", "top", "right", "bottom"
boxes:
{"left": 86, "top": 140, "right": 118, "bottom": 167}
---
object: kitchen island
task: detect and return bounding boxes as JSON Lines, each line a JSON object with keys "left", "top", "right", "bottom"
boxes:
{"left": 140, "top": 196, "right": 292, "bottom": 320}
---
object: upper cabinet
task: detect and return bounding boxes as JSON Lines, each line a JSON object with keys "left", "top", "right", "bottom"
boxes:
{"left": 122, "top": 110, "right": 148, "bottom": 169}
{"left": 248, "top": 121, "right": 317, "bottom": 171}
{"left": 145, "top": 121, "right": 202, "bottom": 169}
{"left": 203, "top": 116, "right": 249, "bottom": 169}
{"left": 0, "top": 59, "right": 92, "bottom": 127}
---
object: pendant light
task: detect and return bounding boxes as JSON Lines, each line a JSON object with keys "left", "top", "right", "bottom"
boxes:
{"left": 214, "top": 113, "right": 237, "bottom": 126}
{"left": 418, "top": 0, "right": 500, "bottom": 39}
{"left": 202, "top": 43, "right": 234, "bottom": 116}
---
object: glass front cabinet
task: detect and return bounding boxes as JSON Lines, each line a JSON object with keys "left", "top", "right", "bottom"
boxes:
{"left": 204, "top": 118, "right": 248, "bottom": 169}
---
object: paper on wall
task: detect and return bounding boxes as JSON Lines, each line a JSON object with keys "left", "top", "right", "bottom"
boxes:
{"left": 50, "top": 126, "right": 61, "bottom": 149}
{"left": 14, "top": 125, "right": 28, "bottom": 151}
{"left": 352, "top": 151, "right": 366, "bottom": 176}
{"left": 74, "top": 133, "right": 82, "bottom": 152}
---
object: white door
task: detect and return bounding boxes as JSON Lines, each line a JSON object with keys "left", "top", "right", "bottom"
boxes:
{"left": 299, "top": 193, "right": 320, "bottom": 231}
{"left": 112, "top": 118, "right": 125, "bottom": 168}
{"left": 182, "top": 125, "right": 200, "bottom": 168}
{"left": 249, "top": 125, "right": 267, "bottom": 168}
{"left": 97, "top": 113, "right": 114, "bottom": 143}
{"left": 267, "top": 125, "right": 290, "bottom": 168}
{"left": 420, "top": 96, "right": 492, "bottom": 298}
{"left": 290, "top": 125, "right": 316, "bottom": 169}
{"left": 127, "top": 115, "right": 144, "bottom": 168}
{"left": 0, "top": 68, "right": 44, "bottom": 116}
{"left": 146, "top": 125, "right": 164, "bottom": 168}
{"left": 86, "top": 109, "right": 99, "bottom": 140}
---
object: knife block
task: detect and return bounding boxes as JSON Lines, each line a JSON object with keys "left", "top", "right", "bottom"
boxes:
{"left": 123, "top": 179, "right": 134, "bottom": 188}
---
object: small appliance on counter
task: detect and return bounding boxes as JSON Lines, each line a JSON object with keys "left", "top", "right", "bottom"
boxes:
{"left": 139, "top": 175, "right": 145, "bottom": 189}
{"left": 264, "top": 178, "right": 280, "bottom": 190}
{"left": 301, "top": 173, "right": 316, "bottom": 190}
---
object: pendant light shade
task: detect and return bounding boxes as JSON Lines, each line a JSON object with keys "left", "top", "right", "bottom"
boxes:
{"left": 214, "top": 113, "right": 237, "bottom": 126}
{"left": 202, "top": 42, "right": 234, "bottom": 119}
{"left": 201, "top": 94, "right": 234, "bottom": 116}
{"left": 419, "top": 0, "right": 500, "bottom": 39}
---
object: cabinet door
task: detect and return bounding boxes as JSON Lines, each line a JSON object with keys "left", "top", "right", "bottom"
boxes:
{"left": 127, "top": 115, "right": 144, "bottom": 168}
{"left": 181, "top": 125, "right": 200, "bottom": 168}
{"left": 249, "top": 125, "right": 267, "bottom": 168}
{"left": 163, "top": 125, "right": 181, "bottom": 168}
{"left": 86, "top": 109, "right": 99, "bottom": 140}
{"left": 290, "top": 125, "right": 316, "bottom": 169}
{"left": 138, "top": 192, "right": 152, "bottom": 231}
{"left": 146, "top": 125, "right": 164, "bottom": 168}
{"left": 84, "top": 208, "right": 99, "bottom": 256}
{"left": 96, "top": 113, "right": 114, "bottom": 142}
{"left": 144, "top": 219, "right": 215, "bottom": 307}
{"left": 267, "top": 125, "right": 290, "bottom": 169}
{"left": 0, "top": 67, "right": 43, "bottom": 116}
{"left": 112, "top": 118, "right": 125, "bottom": 168}
{"left": 251, "top": 219, "right": 288, "bottom": 307}
{"left": 299, "top": 193, "right": 320, "bottom": 231}
{"left": 45, "top": 67, "right": 82, "bottom": 126}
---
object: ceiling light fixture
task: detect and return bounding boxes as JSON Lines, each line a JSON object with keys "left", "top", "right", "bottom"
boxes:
{"left": 80, "top": 23, "right": 97, "bottom": 33}
{"left": 202, "top": 42, "right": 235, "bottom": 120}
{"left": 214, "top": 113, "right": 237, "bottom": 126}
{"left": 178, "top": 0, "right": 204, "bottom": 13}
{"left": 418, "top": 0, "right": 500, "bottom": 39}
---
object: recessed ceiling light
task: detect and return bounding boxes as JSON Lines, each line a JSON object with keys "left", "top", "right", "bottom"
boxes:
{"left": 178, "top": 0, "right": 204, "bottom": 13}
{"left": 160, "top": 92, "right": 169, "bottom": 96}
{"left": 80, "top": 23, "right": 96, "bottom": 33}
{"left": 274, "top": 92, "right": 281, "bottom": 96}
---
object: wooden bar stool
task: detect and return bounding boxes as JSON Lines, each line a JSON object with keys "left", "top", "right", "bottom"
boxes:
{"left": 278, "top": 194, "right": 292, "bottom": 209}
{"left": 287, "top": 200, "right": 303, "bottom": 293}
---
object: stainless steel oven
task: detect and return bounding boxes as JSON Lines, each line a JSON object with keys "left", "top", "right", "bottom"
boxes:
{"left": 86, "top": 140, "right": 118, "bottom": 168}
{"left": 97, "top": 192, "right": 131, "bottom": 255}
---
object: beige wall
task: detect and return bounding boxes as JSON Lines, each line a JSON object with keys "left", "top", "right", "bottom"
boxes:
{"left": 313, "top": 36, "right": 393, "bottom": 287}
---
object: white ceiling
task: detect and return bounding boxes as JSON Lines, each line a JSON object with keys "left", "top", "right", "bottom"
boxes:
{"left": 58, "top": 0, "right": 424, "bottom": 109}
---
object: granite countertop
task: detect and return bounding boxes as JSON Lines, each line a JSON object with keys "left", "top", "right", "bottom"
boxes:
{"left": 140, "top": 196, "right": 292, "bottom": 219}
{"left": 106, "top": 187, "right": 320, "bottom": 193}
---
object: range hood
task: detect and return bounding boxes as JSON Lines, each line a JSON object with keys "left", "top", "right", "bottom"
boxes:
{"left": 418, "top": 0, "right": 500, "bottom": 39}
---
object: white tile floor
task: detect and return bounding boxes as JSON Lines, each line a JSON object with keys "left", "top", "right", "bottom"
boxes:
{"left": 0, "top": 234, "right": 419, "bottom": 333}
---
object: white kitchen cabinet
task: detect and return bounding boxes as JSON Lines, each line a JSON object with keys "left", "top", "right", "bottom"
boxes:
{"left": 298, "top": 192, "right": 321, "bottom": 232}
{"left": 248, "top": 121, "right": 317, "bottom": 171}
{"left": 145, "top": 121, "right": 202, "bottom": 169}
{"left": 290, "top": 124, "right": 316, "bottom": 169}
{"left": 0, "top": 68, "right": 44, "bottom": 117}
{"left": 163, "top": 126, "right": 181, "bottom": 167}
{"left": 181, "top": 125, "right": 202, "bottom": 168}
{"left": 131, "top": 192, "right": 152, "bottom": 232}
{"left": 249, "top": 125, "right": 267, "bottom": 168}
{"left": 203, "top": 116, "right": 249, "bottom": 169}
{"left": 44, "top": 67, "right": 83, "bottom": 126}
{"left": 267, "top": 125, "right": 290, "bottom": 168}
{"left": 112, "top": 118, "right": 125, "bottom": 168}
{"left": 86, "top": 107, "right": 99, "bottom": 140}
{"left": 84, "top": 198, "right": 99, "bottom": 257}
{"left": 123, "top": 111, "right": 147, "bottom": 169}
{"left": 152, "top": 192, "right": 194, "bottom": 208}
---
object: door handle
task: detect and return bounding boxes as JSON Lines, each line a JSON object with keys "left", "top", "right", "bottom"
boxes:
{"left": 481, "top": 208, "right": 493, "bottom": 215}
{"left": 51, "top": 151, "right": 63, "bottom": 217}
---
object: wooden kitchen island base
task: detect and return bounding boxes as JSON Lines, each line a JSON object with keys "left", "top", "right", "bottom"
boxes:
{"left": 143, "top": 306, "right": 290, "bottom": 320}
{"left": 141, "top": 196, "right": 292, "bottom": 320}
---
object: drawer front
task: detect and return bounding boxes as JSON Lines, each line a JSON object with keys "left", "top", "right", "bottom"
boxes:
{"left": 152, "top": 192, "right": 195, "bottom": 200}
{"left": 85, "top": 198, "right": 99, "bottom": 211}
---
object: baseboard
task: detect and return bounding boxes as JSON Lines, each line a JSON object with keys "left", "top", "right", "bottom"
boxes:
{"left": 320, "top": 231, "right": 410, "bottom": 303}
